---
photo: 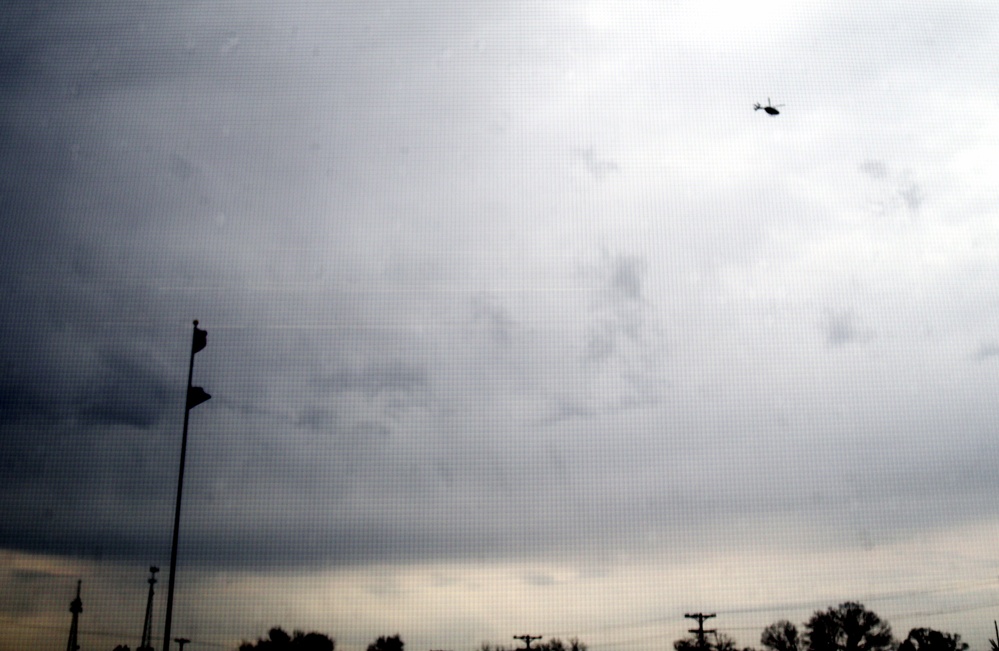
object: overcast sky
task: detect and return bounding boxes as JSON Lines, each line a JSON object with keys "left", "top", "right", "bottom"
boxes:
{"left": 3, "top": 1, "right": 999, "bottom": 650}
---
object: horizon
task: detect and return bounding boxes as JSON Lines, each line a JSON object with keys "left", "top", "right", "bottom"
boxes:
{"left": 8, "top": 545, "right": 999, "bottom": 651}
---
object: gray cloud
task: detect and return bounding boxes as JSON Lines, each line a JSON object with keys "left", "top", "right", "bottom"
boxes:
{"left": 824, "top": 310, "right": 871, "bottom": 346}
{"left": 608, "top": 255, "right": 645, "bottom": 303}
{"left": 574, "top": 147, "right": 620, "bottom": 180}
{"left": 859, "top": 160, "right": 888, "bottom": 179}
{"left": 974, "top": 342, "right": 999, "bottom": 360}
{"left": 898, "top": 181, "right": 924, "bottom": 212}
{"left": 317, "top": 362, "right": 429, "bottom": 397}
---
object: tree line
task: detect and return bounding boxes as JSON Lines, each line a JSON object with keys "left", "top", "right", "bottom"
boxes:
{"left": 237, "top": 629, "right": 391, "bottom": 651}
{"left": 236, "top": 631, "right": 587, "bottom": 651}
{"left": 674, "top": 602, "right": 969, "bottom": 651}
{"left": 226, "top": 602, "right": 981, "bottom": 651}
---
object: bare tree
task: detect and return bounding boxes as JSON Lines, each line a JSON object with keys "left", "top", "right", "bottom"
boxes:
{"left": 762, "top": 620, "right": 801, "bottom": 651}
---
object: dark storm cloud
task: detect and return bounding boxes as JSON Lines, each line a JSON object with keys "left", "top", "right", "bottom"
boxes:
{"left": 0, "top": 266, "right": 183, "bottom": 432}
{"left": 0, "top": 352, "right": 171, "bottom": 429}
{"left": 0, "top": 104, "right": 203, "bottom": 565}
{"left": 2, "top": 0, "right": 998, "bottom": 594}
{"left": 0, "top": 0, "right": 263, "bottom": 492}
{"left": 0, "top": 411, "right": 181, "bottom": 563}
{"left": 6, "top": 389, "right": 997, "bottom": 572}
{"left": 0, "top": 2, "right": 71, "bottom": 90}
{"left": 0, "top": 1, "right": 251, "bottom": 98}
{"left": 0, "top": 323, "right": 183, "bottom": 434}
{"left": 0, "top": 379, "right": 47, "bottom": 425}
{"left": 0, "top": 121, "right": 77, "bottom": 257}
{"left": 76, "top": 351, "right": 174, "bottom": 428}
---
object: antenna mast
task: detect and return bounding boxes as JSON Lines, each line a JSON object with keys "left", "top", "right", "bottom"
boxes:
{"left": 138, "top": 566, "right": 159, "bottom": 651}
{"left": 66, "top": 580, "right": 83, "bottom": 651}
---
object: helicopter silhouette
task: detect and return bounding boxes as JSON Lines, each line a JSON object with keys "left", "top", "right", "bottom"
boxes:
{"left": 754, "top": 98, "right": 784, "bottom": 115}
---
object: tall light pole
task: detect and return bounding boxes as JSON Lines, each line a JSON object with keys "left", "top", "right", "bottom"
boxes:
{"left": 163, "top": 321, "right": 211, "bottom": 651}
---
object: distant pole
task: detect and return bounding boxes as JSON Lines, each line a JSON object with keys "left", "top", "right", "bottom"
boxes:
{"left": 66, "top": 580, "right": 82, "bottom": 651}
{"left": 138, "top": 566, "right": 159, "bottom": 651}
{"left": 163, "top": 321, "right": 211, "bottom": 651}
{"left": 175, "top": 638, "right": 191, "bottom": 651}
{"left": 685, "top": 613, "right": 716, "bottom": 651}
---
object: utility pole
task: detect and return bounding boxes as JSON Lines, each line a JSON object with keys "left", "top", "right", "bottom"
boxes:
{"left": 162, "top": 321, "right": 211, "bottom": 651}
{"left": 685, "top": 613, "right": 716, "bottom": 651}
{"left": 66, "top": 580, "right": 82, "bottom": 651}
{"left": 514, "top": 635, "right": 543, "bottom": 650}
{"left": 138, "top": 566, "right": 159, "bottom": 651}
{"left": 175, "top": 638, "right": 190, "bottom": 651}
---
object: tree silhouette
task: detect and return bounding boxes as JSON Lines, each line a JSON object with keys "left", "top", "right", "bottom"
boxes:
{"left": 898, "top": 629, "right": 967, "bottom": 651}
{"left": 675, "top": 635, "right": 703, "bottom": 651}
{"left": 714, "top": 632, "right": 753, "bottom": 651}
{"left": 762, "top": 620, "right": 801, "bottom": 651}
{"left": 239, "top": 627, "right": 335, "bottom": 651}
{"left": 536, "top": 638, "right": 587, "bottom": 651}
{"left": 674, "top": 633, "right": 752, "bottom": 651}
{"left": 480, "top": 644, "right": 511, "bottom": 651}
{"left": 805, "top": 602, "right": 893, "bottom": 651}
{"left": 367, "top": 634, "right": 404, "bottom": 651}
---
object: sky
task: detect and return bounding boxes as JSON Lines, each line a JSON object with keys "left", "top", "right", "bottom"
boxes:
{"left": 3, "top": 1, "right": 999, "bottom": 650}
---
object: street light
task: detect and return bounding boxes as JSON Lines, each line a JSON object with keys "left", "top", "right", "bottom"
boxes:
{"left": 162, "top": 321, "right": 211, "bottom": 651}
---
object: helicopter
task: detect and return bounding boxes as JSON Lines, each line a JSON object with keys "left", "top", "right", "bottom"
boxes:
{"left": 754, "top": 98, "right": 784, "bottom": 115}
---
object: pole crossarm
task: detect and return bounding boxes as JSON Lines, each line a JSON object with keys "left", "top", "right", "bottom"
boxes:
{"left": 514, "top": 635, "right": 544, "bottom": 650}
{"left": 685, "top": 613, "right": 717, "bottom": 650}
